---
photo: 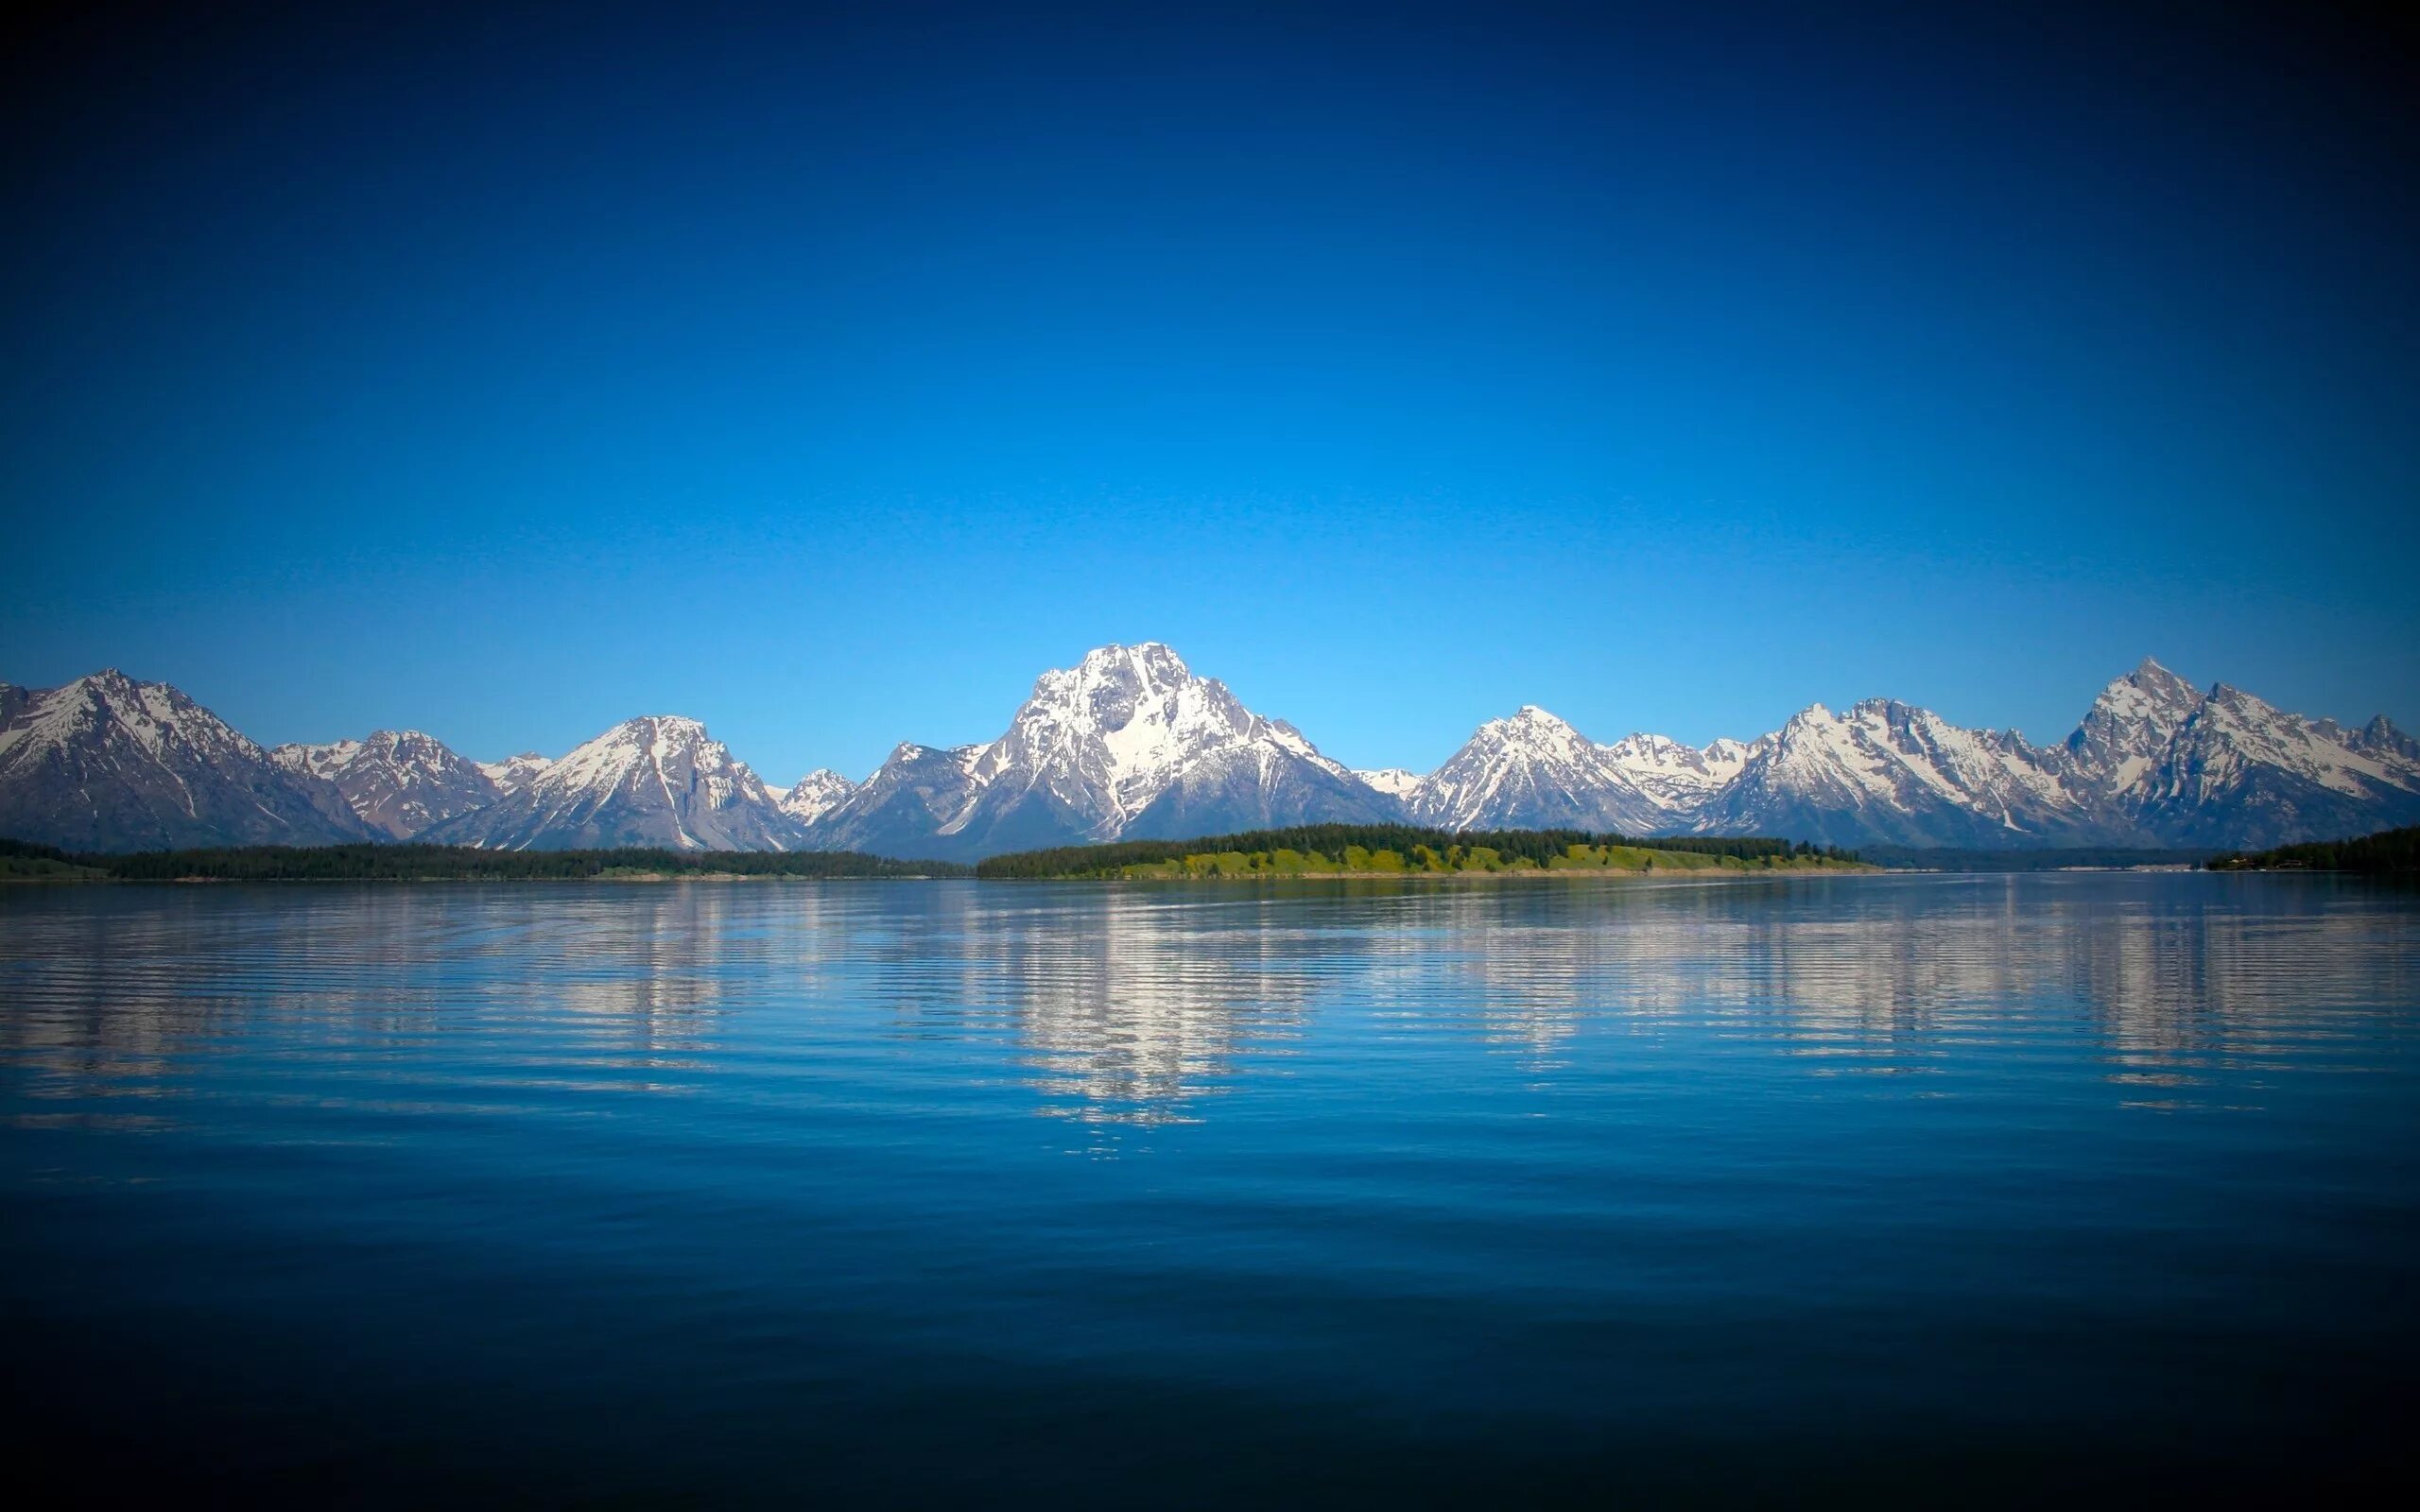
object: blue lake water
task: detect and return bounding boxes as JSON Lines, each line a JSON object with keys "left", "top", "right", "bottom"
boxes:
{"left": 2, "top": 874, "right": 2414, "bottom": 1503}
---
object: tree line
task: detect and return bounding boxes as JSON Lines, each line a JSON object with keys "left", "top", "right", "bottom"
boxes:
{"left": 2206, "top": 826, "right": 2420, "bottom": 874}
{"left": 975, "top": 826, "right": 1854, "bottom": 880}
{"left": 0, "top": 838, "right": 969, "bottom": 881}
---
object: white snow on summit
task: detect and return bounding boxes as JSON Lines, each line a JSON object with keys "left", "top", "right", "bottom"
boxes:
{"left": 424, "top": 715, "right": 800, "bottom": 851}
{"left": 1354, "top": 767, "right": 1426, "bottom": 801}
{"left": 775, "top": 768, "right": 857, "bottom": 826}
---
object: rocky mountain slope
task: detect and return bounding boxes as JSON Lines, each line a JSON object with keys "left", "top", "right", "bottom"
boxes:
{"left": 1689, "top": 699, "right": 2090, "bottom": 847}
{"left": 1409, "top": 656, "right": 2420, "bottom": 849}
{"left": 6, "top": 652, "right": 2414, "bottom": 854}
{"left": 475, "top": 752, "right": 555, "bottom": 795}
{"left": 774, "top": 768, "right": 856, "bottom": 826}
{"left": 272, "top": 730, "right": 501, "bottom": 840}
{"left": 0, "top": 671, "right": 366, "bottom": 850}
{"left": 803, "top": 644, "right": 1397, "bottom": 860}
{"left": 420, "top": 715, "right": 804, "bottom": 851}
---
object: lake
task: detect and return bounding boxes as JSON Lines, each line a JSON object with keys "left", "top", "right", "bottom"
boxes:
{"left": 2, "top": 874, "right": 2413, "bottom": 1503}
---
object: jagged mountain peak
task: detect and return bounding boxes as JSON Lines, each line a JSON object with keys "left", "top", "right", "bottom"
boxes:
{"left": 2064, "top": 657, "right": 2210, "bottom": 795}
{"left": 0, "top": 668, "right": 366, "bottom": 850}
{"left": 422, "top": 713, "right": 799, "bottom": 852}
{"left": 805, "top": 643, "right": 1393, "bottom": 859}
{"left": 1414, "top": 705, "right": 1668, "bottom": 833}
{"left": 10, "top": 652, "right": 2414, "bottom": 856}
{"left": 2354, "top": 714, "right": 2420, "bottom": 762}
{"left": 1474, "top": 704, "right": 1593, "bottom": 747}
{"left": 776, "top": 767, "right": 857, "bottom": 825}
{"left": 272, "top": 728, "right": 499, "bottom": 840}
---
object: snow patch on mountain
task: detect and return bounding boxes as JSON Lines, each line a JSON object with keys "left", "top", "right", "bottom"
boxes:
{"left": 273, "top": 730, "right": 500, "bottom": 839}
{"left": 805, "top": 644, "right": 1394, "bottom": 859}
{"left": 775, "top": 768, "right": 857, "bottom": 825}
{"left": 475, "top": 752, "right": 556, "bottom": 795}
{"left": 423, "top": 715, "right": 801, "bottom": 851}
{"left": 1354, "top": 768, "right": 1425, "bottom": 802}
{"left": 0, "top": 670, "right": 365, "bottom": 850}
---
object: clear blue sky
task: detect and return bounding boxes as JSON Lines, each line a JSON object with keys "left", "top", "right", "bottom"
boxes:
{"left": 4, "top": 1, "right": 2414, "bottom": 781}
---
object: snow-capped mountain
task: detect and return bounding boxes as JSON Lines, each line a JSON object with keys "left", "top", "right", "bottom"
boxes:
{"left": 1410, "top": 707, "right": 1667, "bottom": 833}
{"left": 775, "top": 768, "right": 856, "bottom": 826}
{"left": 1605, "top": 732, "right": 1756, "bottom": 809}
{"left": 2060, "top": 657, "right": 2206, "bottom": 794}
{"left": 272, "top": 730, "right": 500, "bottom": 840}
{"left": 475, "top": 752, "right": 555, "bottom": 795}
{"left": 0, "top": 670, "right": 366, "bottom": 850}
{"left": 1404, "top": 661, "right": 2420, "bottom": 850}
{"left": 7, "top": 652, "right": 2415, "bottom": 855}
{"left": 421, "top": 715, "right": 803, "bottom": 851}
{"left": 1354, "top": 768, "right": 1425, "bottom": 804}
{"left": 807, "top": 743, "right": 994, "bottom": 859}
{"left": 804, "top": 644, "right": 1397, "bottom": 860}
{"left": 1691, "top": 698, "right": 2090, "bottom": 848}
{"left": 2115, "top": 683, "right": 2420, "bottom": 847}
{"left": 1403, "top": 711, "right": 1754, "bottom": 833}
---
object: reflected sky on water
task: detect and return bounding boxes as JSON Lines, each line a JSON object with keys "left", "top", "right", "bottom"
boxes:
{"left": 2, "top": 874, "right": 2413, "bottom": 1502}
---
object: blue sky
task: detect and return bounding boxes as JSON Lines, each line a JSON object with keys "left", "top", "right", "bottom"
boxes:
{"left": 4, "top": 2, "right": 2414, "bottom": 781}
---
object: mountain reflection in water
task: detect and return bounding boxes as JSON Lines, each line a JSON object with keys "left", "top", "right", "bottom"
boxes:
{"left": 1, "top": 873, "right": 2412, "bottom": 1502}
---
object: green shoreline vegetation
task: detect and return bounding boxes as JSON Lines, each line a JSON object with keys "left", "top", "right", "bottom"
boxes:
{"left": 975, "top": 825, "right": 1864, "bottom": 880}
{"left": 16, "top": 826, "right": 2408, "bottom": 882}
{"left": 2206, "top": 825, "right": 2420, "bottom": 874}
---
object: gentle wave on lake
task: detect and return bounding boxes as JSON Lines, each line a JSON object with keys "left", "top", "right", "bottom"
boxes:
{"left": 2, "top": 873, "right": 2412, "bottom": 1501}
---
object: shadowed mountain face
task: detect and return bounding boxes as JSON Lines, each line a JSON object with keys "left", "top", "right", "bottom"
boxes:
{"left": 0, "top": 671, "right": 366, "bottom": 850}
{"left": 4, "top": 652, "right": 2415, "bottom": 854}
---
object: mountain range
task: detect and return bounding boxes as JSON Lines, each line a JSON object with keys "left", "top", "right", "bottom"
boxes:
{"left": 5, "top": 646, "right": 2416, "bottom": 857}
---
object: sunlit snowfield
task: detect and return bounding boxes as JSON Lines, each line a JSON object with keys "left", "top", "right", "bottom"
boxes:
{"left": 3, "top": 874, "right": 2413, "bottom": 1502}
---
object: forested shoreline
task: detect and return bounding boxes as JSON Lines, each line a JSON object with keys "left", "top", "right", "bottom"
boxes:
{"left": 14, "top": 827, "right": 2410, "bottom": 883}
{"left": 976, "top": 826, "right": 1859, "bottom": 880}
{"left": 0, "top": 838, "right": 967, "bottom": 881}
{"left": 2207, "top": 827, "right": 2420, "bottom": 873}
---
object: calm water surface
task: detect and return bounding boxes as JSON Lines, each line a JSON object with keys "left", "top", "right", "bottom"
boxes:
{"left": 2, "top": 874, "right": 2414, "bottom": 1503}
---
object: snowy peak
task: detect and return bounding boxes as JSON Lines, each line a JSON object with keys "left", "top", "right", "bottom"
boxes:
{"left": 1408, "top": 704, "right": 1756, "bottom": 833}
{"left": 2162, "top": 683, "right": 2419, "bottom": 804}
{"left": 1355, "top": 768, "right": 1426, "bottom": 802}
{"left": 2354, "top": 715, "right": 2420, "bottom": 764}
{"left": 0, "top": 669, "right": 366, "bottom": 850}
{"left": 9, "top": 653, "right": 2414, "bottom": 855}
{"left": 422, "top": 714, "right": 801, "bottom": 851}
{"left": 979, "top": 641, "right": 1354, "bottom": 827}
{"left": 476, "top": 751, "right": 555, "bottom": 794}
{"left": 775, "top": 767, "right": 857, "bottom": 825}
{"left": 272, "top": 729, "right": 499, "bottom": 839}
{"left": 804, "top": 642, "right": 1394, "bottom": 859}
{"left": 1415, "top": 706, "right": 1649, "bottom": 833}
{"left": 1699, "top": 694, "right": 2083, "bottom": 847}
{"left": 2065, "top": 656, "right": 2210, "bottom": 795}
{"left": 975, "top": 641, "right": 1264, "bottom": 826}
